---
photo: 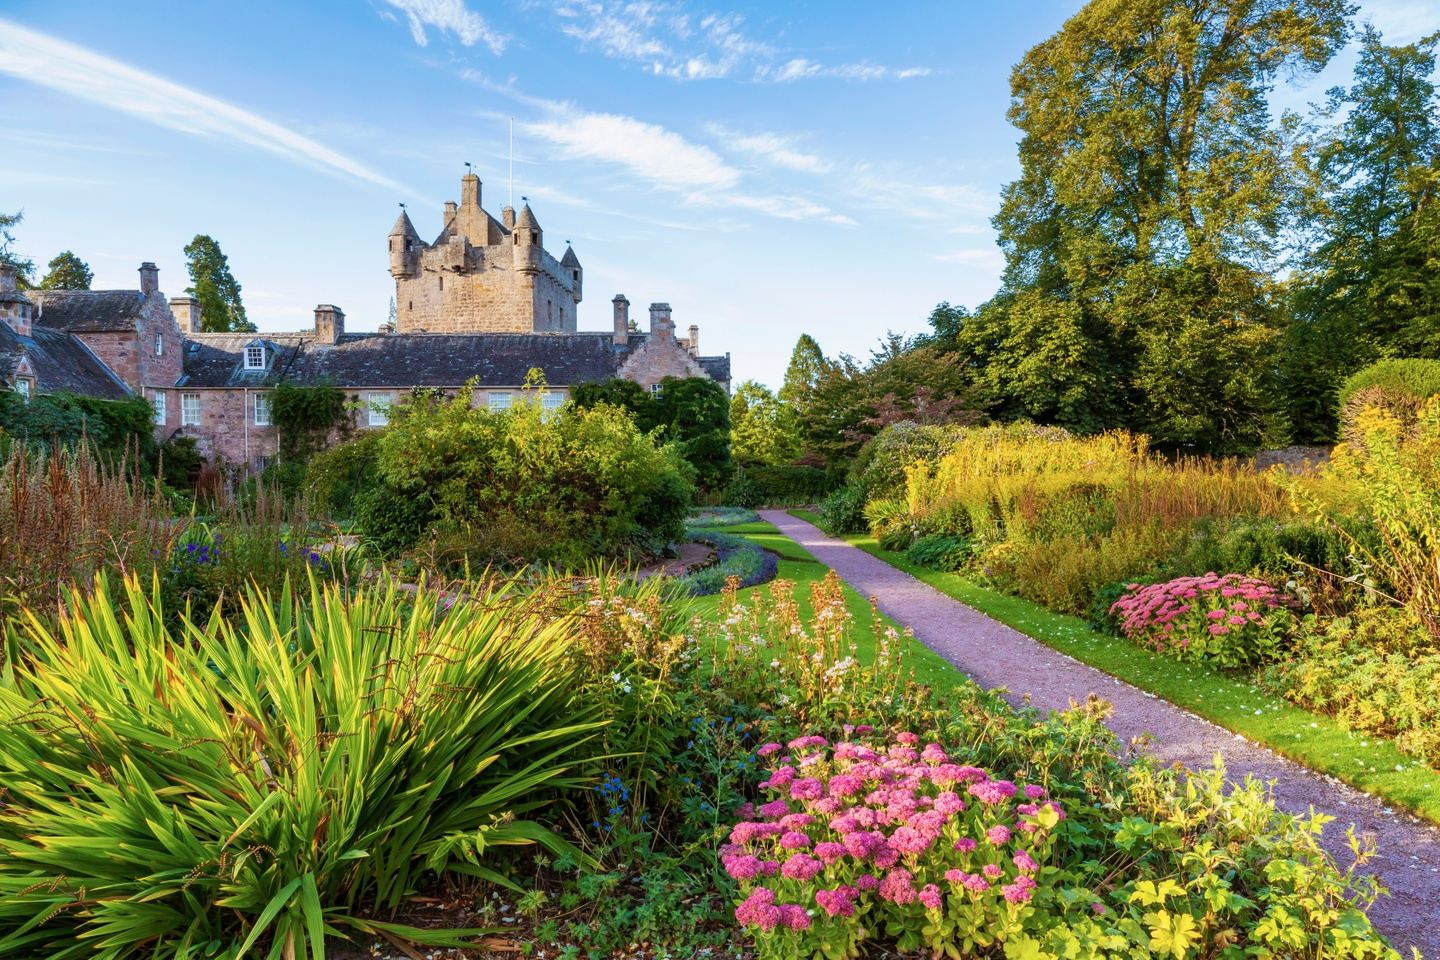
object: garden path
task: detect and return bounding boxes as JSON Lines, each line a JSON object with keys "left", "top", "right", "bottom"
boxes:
{"left": 760, "top": 510, "right": 1440, "bottom": 955}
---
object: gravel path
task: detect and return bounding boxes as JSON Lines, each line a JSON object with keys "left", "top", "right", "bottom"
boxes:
{"left": 761, "top": 510, "right": 1440, "bottom": 955}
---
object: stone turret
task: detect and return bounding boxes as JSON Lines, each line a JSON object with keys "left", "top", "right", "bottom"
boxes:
{"left": 612, "top": 294, "right": 630, "bottom": 346}
{"left": 389, "top": 210, "right": 420, "bottom": 278}
{"left": 561, "top": 244, "right": 582, "bottom": 304}
{"left": 513, "top": 204, "right": 541, "bottom": 276}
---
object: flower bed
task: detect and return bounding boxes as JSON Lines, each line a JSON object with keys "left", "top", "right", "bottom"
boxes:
{"left": 725, "top": 728, "right": 1399, "bottom": 959}
{"left": 1109, "top": 573, "right": 1295, "bottom": 667}
{"left": 677, "top": 530, "right": 779, "bottom": 596}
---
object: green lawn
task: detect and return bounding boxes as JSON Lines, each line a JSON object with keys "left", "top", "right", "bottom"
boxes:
{"left": 790, "top": 510, "right": 1440, "bottom": 825}
{"left": 685, "top": 519, "right": 973, "bottom": 693}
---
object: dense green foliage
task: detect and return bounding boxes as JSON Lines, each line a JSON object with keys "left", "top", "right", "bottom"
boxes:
{"left": 724, "top": 464, "right": 838, "bottom": 508}
{"left": 730, "top": 380, "right": 801, "bottom": 466}
{"left": 37, "top": 250, "right": 91, "bottom": 289}
{"left": 573, "top": 376, "right": 731, "bottom": 488}
{"left": 354, "top": 386, "right": 694, "bottom": 566}
{"left": 184, "top": 234, "right": 254, "bottom": 333}
{"left": 0, "top": 391, "right": 157, "bottom": 463}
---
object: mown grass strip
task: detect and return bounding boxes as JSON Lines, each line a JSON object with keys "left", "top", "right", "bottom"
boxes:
{"left": 790, "top": 510, "right": 1440, "bottom": 825}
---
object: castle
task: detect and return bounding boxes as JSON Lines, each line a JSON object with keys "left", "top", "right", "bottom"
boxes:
{"left": 0, "top": 174, "right": 731, "bottom": 472}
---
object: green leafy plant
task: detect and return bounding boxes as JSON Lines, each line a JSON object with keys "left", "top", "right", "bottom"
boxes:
{"left": 0, "top": 574, "right": 604, "bottom": 957}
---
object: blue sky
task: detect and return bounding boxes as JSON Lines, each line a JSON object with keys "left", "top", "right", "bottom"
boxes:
{"left": 2, "top": 0, "right": 1436, "bottom": 388}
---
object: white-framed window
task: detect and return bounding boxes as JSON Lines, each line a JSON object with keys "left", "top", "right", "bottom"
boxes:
{"left": 154, "top": 333, "right": 164, "bottom": 357}
{"left": 151, "top": 390, "right": 167, "bottom": 425}
{"left": 541, "top": 392, "right": 564, "bottom": 420}
{"left": 487, "top": 391, "right": 512, "bottom": 412}
{"left": 244, "top": 344, "right": 267, "bottom": 370}
{"left": 15, "top": 378, "right": 32, "bottom": 402}
{"left": 253, "top": 392, "right": 271, "bottom": 426}
{"left": 366, "top": 391, "right": 394, "bottom": 427}
{"left": 650, "top": 383, "right": 664, "bottom": 396}
{"left": 181, "top": 392, "right": 201, "bottom": 426}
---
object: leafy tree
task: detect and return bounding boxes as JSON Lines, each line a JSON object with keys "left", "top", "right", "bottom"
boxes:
{"left": 779, "top": 334, "right": 831, "bottom": 412}
{"left": 572, "top": 376, "right": 731, "bottom": 488}
{"left": 183, "top": 235, "right": 254, "bottom": 332}
{"left": 1282, "top": 27, "right": 1440, "bottom": 440}
{"left": 38, "top": 251, "right": 93, "bottom": 290}
{"left": 971, "top": 0, "right": 1351, "bottom": 451}
{"left": 730, "top": 380, "right": 800, "bottom": 466}
{"left": 651, "top": 376, "right": 731, "bottom": 489}
{"left": 0, "top": 210, "right": 35, "bottom": 289}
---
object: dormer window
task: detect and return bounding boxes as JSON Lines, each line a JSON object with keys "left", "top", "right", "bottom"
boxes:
{"left": 244, "top": 344, "right": 267, "bottom": 370}
{"left": 15, "top": 378, "right": 32, "bottom": 402}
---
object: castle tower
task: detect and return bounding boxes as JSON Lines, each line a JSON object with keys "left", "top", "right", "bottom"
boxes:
{"left": 390, "top": 176, "right": 581, "bottom": 335}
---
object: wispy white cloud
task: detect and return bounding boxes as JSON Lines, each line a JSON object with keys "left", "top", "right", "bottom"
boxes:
{"left": 851, "top": 164, "right": 995, "bottom": 223}
{"left": 550, "top": 1, "right": 931, "bottom": 83}
{"left": 934, "top": 249, "right": 1004, "bottom": 270}
{"left": 382, "top": 0, "right": 508, "bottom": 52}
{"left": 756, "top": 59, "right": 933, "bottom": 83}
{"left": 0, "top": 20, "right": 418, "bottom": 196}
{"left": 706, "top": 124, "right": 831, "bottom": 174}
{"left": 517, "top": 99, "right": 853, "bottom": 224}
{"left": 523, "top": 107, "right": 741, "bottom": 190}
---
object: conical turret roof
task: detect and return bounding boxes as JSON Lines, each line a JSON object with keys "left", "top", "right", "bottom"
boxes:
{"left": 516, "top": 203, "right": 540, "bottom": 231}
{"left": 561, "top": 245, "right": 580, "bottom": 267}
{"left": 389, "top": 209, "right": 419, "bottom": 238}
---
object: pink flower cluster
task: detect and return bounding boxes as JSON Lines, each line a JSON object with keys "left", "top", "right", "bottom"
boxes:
{"left": 1109, "top": 573, "right": 1293, "bottom": 661}
{"left": 724, "top": 730, "right": 1066, "bottom": 944}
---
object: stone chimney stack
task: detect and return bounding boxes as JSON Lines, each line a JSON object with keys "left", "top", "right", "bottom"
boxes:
{"left": 502, "top": 206, "right": 516, "bottom": 230}
{"left": 170, "top": 296, "right": 202, "bottom": 333}
{"left": 612, "top": 294, "right": 630, "bottom": 346}
{"left": 314, "top": 304, "right": 345, "bottom": 345}
{"left": 0, "top": 264, "right": 33, "bottom": 337}
{"left": 138, "top": 261, "right": 159, "bottom": 296}
{"left": 443, "top": 200, "right": 458, "bottom": 223}
{"left": 460, "top": 173, "right": 480, "bottom": 209}
{"left": 688, "top": 324, "right": 700, "bottom": 357}
{"left": 648, "top": 302, "right": 673, "bottom": 337}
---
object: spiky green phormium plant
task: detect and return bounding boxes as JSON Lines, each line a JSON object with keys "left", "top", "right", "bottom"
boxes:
{"left": 0, "top": 575, "right": 603, "bottom": 959}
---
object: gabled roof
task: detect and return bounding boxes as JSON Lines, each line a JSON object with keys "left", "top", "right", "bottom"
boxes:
{"left": 30, "top": 289, "right": 149, "bottom": 333}
{"left": 177, "top": 333, "right": 307, "bottom": 388}
{"left": 0, "top": 322, "right": 131, "bottom": 399}
{"left": 177, "top": 330, "right": 732, "bottom": 391}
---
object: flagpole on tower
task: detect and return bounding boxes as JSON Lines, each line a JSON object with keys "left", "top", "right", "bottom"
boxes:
{"left": 508, "top": 117, "right": 514, "bottom": 209}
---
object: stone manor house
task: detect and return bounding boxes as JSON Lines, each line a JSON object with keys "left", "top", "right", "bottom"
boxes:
{"left": 0, "top": 173, "right": 730, "bottom": 470}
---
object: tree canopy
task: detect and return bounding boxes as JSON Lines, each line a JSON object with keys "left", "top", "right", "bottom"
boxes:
{"left": 39, "top": 251, "right": 93, "bottom": 290}
{"left": 0, "top": 210, "right": 34, "bottom": 289}
{"left": 184, "top": 235, "right": 254, "bottom": 332}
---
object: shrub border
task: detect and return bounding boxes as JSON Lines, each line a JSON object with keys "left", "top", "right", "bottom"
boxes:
{"left": 792, "top": 510, "right": 1440, "bottom": 825}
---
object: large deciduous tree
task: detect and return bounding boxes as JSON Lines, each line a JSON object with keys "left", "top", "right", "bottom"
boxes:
{"left": 971, "top": 0, "right": 1352, "bottom": 451}
{"left": 39, "top": 251, "right": 93, "bottom": 290}
{"left": 1282, "top": 27, "right": 1440, "bottom": 440}
{"left": 729, "top": 380, "right": 801, "bottom": 466}
{"left": 184, "top": 235, "right": 254, "bottom": 332}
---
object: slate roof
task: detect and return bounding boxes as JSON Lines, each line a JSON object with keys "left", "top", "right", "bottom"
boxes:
{"left": 30, "top": 289, "right": 150, "bottom": 333}
{"left": 179, "top": 331, "right": 731, "bottom": 390}
{"left": 0, "top": 322, "right": 131, "bottom": 399}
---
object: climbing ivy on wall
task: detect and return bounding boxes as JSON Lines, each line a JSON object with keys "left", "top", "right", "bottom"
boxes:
{"left": 270, "top": 382, "right": 349, "bottom": 462}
